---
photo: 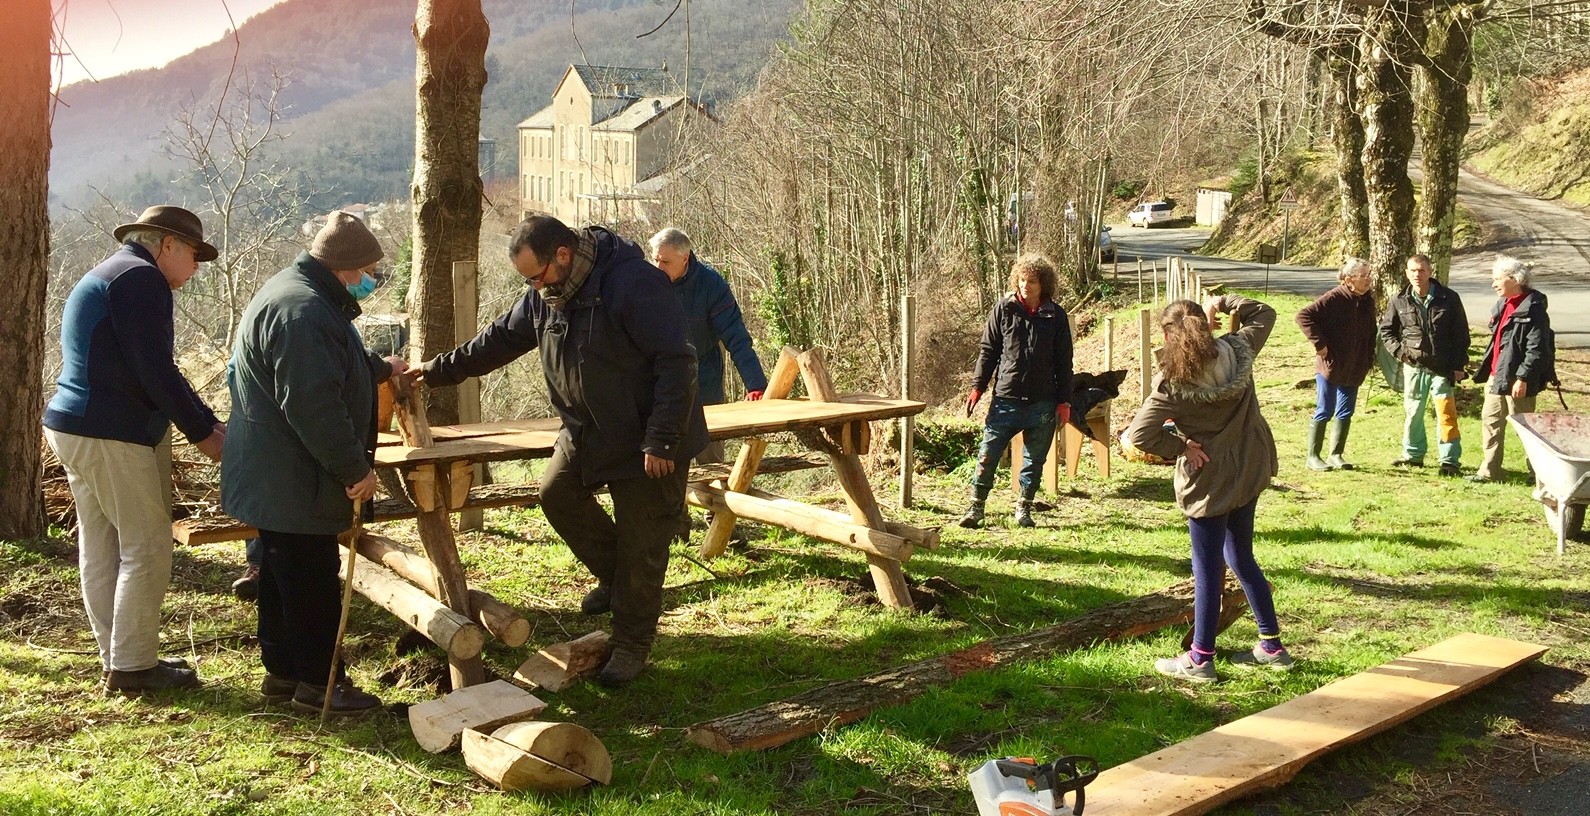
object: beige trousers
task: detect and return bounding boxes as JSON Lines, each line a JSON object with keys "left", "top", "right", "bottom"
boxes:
{"left": 1476, "top": 392, "right": 1536, "bottom": 480}
{"left": 44, "top": 428, "right": 174, "bottom": 672}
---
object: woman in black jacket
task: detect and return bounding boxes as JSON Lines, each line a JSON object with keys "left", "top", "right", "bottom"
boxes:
{"left": 959, "top": 254, "right": 1074, "bottom": 529}
{"left": 1470, "top": 255, "right": 1556, "bottom": 482}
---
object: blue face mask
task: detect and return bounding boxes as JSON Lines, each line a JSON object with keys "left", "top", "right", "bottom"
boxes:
{"left": 346, "top": 272, "right": 377, "bottom": 301}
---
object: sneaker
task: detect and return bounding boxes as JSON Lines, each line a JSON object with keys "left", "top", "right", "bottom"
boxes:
{"left": 1438, "top": 463, "right": 1462, "bottom": 478}
{"left": 1230, "top": 644, "right": 1296, "bottom": 670}
{"left": 1153, "top": 652, "right": 1216, "bottom": 683}
{"left": 1392, "top": 457, "right": 1425, "bottom": 468}
{"left": 580, "top": 584, "right": 612, "bottom": 616}
{"left": 261, "top": 673, "right": 298, "bottom": 703}
{"left": 105, "top": 662, "right": 202, "bottom": 695}
{"left": 291, "top": 680, "right": 382, "bottom": 716}
{"left": 596, "top": 647, "right": 648, "bottom": 688}
{"left": 231, "top": 564, "right": 261, "bottom": 601}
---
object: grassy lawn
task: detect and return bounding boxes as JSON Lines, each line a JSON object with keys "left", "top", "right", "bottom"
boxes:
{"left": 3, "top": 292, "right": 1587, "bottom": 815}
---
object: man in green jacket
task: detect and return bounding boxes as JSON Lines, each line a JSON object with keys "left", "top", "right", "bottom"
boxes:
{"left": 222, "top": 211, "right": 404, "bottom": 715}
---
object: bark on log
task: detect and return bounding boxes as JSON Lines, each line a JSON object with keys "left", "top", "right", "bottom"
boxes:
{"left": 354, "top": 533, "right": 530, "bottom": 647}
{"left": 685, "top": 577, "right": 1246, "bottom": 753}
{"left": 340, "top": 550, "right": 485, "bottom": 661}
{"left": 513, "top": 631, "right": 611, "bottom": 693}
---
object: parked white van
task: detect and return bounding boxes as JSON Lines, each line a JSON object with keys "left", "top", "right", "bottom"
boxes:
{"left": 1128, "top": 201, "right": 1175, "bottom": 228}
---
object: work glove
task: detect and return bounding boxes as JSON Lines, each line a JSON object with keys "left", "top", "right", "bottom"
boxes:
{"left": 745, "top": 390, "right": 764, "bottom": 401}
{"left": 964, "top": 389, "right": 983, "bottom": 417}
{"left": 1057, "top": 403, "right": 1072, "bottom": 427}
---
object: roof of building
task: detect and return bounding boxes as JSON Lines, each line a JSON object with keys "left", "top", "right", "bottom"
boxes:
{"left": 595, "top": 96, "right": 685, "bottom": 131}
{"left": 572, "top": 64, "right": 678, "bottom": 98}
{"left": 518, "top": 105, "right": 555, "bottom": 129}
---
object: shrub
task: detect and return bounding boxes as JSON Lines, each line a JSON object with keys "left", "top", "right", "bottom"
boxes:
{"left": 913, "top": 414, "right": 982, "bottom": 471}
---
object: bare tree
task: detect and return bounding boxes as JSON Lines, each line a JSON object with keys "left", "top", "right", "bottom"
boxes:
{"left": 410, "top": 0, "right": 489, "bottom": 425}
{"left": 0, "top": 0, "right": 50, "bottom": 537}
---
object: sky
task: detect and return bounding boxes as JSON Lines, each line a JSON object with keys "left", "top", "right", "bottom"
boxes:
{"left": 52, "top": 0, "right": 284, "bottom": 86}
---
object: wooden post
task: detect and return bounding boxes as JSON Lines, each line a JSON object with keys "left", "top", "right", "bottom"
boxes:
{"left": 699, "top": 348, "right": 802, "bottom": 559}
{"left": 1104, "top": 316, "right": 1114, "bottom": 370}
{"left": 453, "top": 260, "right": 485, "bottom": 532}
{"left": 1136, "top": 258, "right": 1144, "bottom": 304}
{"left": 1152, "top": 261, "right": 1160, "bottom": 309}
{"left": 1139, "top": 307, "right": 1153, "bottom": 403}
{"left": 899, "top": 294, "right": 915, "bottom": 509}
{"left": 796, "top": 349, "right": 912, "bottom": 610}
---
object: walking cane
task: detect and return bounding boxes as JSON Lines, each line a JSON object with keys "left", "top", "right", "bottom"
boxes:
{"left": 323, "top": 498, "right": 364, "bottom": 721}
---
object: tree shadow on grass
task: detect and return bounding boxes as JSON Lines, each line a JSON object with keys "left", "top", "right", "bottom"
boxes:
{"left": 1263, "top": 524, "right": 1461, "bottom": 551}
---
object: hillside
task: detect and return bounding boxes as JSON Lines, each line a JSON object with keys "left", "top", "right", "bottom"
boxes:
{"left": 48, "top": 0, "right": 797, "bottom": 209}
{"left": 1469, "top": 67, "right": 1590, "bottom": 209}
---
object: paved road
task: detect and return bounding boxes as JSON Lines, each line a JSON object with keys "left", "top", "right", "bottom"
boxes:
{"left": 1109, "top": 166, "right": 1590, "bottom": 348}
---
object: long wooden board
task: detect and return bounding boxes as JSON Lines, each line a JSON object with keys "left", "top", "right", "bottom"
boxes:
{"left": 1081, "top": 632, "right": 1547, "bottom": 816}
{"left": 374, "top": 396, "right": 926, "bottom": 467}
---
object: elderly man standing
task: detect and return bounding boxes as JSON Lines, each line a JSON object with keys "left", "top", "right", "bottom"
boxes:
{"left": 1379, "top": 254, "right": 1470, "bottom": 477}
{"left": 44, "top": 205, "right": 226, "bottom": 695}
{"left": 1470, "top": 256, "right": 1557, "bottom": 482}
{"left": 223, "top": 211, "right": 402, "bottom": 715}
{"left": 648, "top": 227, "right": 767, "bottom": 464}
{"left": 415, "top": 215, "right": 706, "bottom": 687}
{"left": 1295, "top": 258, "right": 1377, "bottom": 471}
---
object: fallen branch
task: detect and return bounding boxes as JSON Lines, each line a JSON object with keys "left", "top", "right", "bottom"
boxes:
{"left": 685, "top": 576, "right": 1245, "bottom": 753}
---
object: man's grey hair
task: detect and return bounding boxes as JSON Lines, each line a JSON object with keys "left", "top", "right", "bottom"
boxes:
{"left": 1339, "top": 257, "right": 1370, "bottom": 282}
{"left": 121, "top": 227, "right": 174, "bottom": 253}
{"left": 649, "top": 227, "right": 692, "bottom": 255}
{"left": 1492, "top": 254, "right": 1532, "bottom": 287}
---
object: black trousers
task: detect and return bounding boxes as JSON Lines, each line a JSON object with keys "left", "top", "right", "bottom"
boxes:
{"left": 540, "top": 447, "right": 688, "bottom": 653}
{"left": 255, "top": 528, "right": 343, "bottom": 684}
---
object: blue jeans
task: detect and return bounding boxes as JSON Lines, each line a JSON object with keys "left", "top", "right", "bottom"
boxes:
{"left": 972, "top": 397, "right": 1058, "bottom": 495}
{"left": 1312, "top": 374, "right": 1358, "bottom": 422}
{"left": 1188, "top": 498, "right": 1280, "bottom": 653}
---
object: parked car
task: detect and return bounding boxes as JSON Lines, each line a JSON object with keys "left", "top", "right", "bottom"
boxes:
{"left": 1098, "top": 227, "right": 1115, "bottom": 262}
{"left": 1128, "top": 201, "right": 1175, "bottom": 228}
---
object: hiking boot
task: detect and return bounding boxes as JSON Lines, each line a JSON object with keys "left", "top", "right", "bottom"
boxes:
{"left": 1392, "top": 456, "right": 1424, "bottom": 468}
{"left": 1230, "top": 644, "right": 1295, "bottom": 670}
{"left": 596, "top": 647, "right": 649, "bottom": 688}
{"left": 231, "top": 563, "right": 261, "bottom": 601}
{"left": 1305, "top": 420, "right": 1331, "bottom": 471}
{"left": 104, "top": 662, "right": 201, "bottom": 695}
{"left": 1014, "top": 500, "right": 1036, "bottom": 528}
{"left": 1325, "top": 418, "right": 1354, "bottom": 470}
{"left": 291, "top": 680, "right": 382, "bottom": 716}
{"left": 261, "top": 673, "right": 298, "bottom": 703}
{"left": 1438, "top": 463, "right": 1462, "bottom": 478}
{"left": 1153, "top": 651, "right": 1216, "bottom": 683}
{"left": 580, "top": 584, "right": 612, "bottom": 616}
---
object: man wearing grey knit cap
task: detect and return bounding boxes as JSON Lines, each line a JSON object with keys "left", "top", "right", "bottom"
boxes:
{"left": 221, "top": 210, "right": 407, "bottom": 715}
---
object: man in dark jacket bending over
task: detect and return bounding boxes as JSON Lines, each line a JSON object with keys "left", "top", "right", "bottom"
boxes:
{"left": 414, "top": 216, "right": 707, "bottom": 686}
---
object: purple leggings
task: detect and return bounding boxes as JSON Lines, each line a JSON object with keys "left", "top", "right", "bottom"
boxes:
{"left": 1188, "top": 497, "right": 1280, "bottom": 653}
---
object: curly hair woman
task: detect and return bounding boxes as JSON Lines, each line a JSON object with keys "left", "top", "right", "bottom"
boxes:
{"left": 1125, "top": 295, "right": 1291, "bottom": 682}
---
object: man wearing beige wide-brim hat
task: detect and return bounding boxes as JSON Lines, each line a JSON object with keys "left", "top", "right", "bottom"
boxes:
{"left": 44, "top": 204, "right": 227, "bottom": 696}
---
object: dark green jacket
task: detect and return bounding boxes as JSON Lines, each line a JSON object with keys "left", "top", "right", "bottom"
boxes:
{"left": 222, "top": 253, "right": 391, "bottom": 534}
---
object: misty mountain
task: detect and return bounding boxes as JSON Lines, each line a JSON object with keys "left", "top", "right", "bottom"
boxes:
{"left": 49, "top": 0, "right": 797, "bottom": 211}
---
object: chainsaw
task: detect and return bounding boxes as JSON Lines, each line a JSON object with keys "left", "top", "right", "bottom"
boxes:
{"left": 968, "top": 754, "right": 1099, "bottom": 816}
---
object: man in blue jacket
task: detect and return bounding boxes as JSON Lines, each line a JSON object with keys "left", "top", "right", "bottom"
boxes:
{"left": 415, "top": 216, "right": 706, "bottom": 687}
{"left": 648, "top": 228, "right": 767, "bottom": 464}
{"left": 44, "top": 205, "right": 226, "bottom": 695}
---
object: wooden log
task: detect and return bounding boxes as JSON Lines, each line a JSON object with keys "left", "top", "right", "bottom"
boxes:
{"left": 464, "top": 721, "right": 612, "bottom": 790}
{"left": 391, "top": 375, "right": 434, "bottom": 448}
{"left": 409, "top": 679, "right": 548, "bottom": 754}
{"left": 701, "top": 348, "right": 803, "bottom": 558}
{"left": 684, "top": 577, "right": 1246, "bottom": 754}
{"left": 339, "top": 550, "right": 484, "bottom": 661}
{"left": 354, "top": 534, "right": 530, "bottom": 648}
{"left": 795, "top": 348, "right": 912, "bottom": 610}
{"left": 687, "top": 484, "right": 914, "bottom": 562}
{"left": 513, "top": 631, "right": 611, "bottom": 693}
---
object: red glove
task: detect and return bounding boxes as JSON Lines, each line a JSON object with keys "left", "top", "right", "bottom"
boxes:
{"left": 745, "top": 390, "right": 764, "bottom": 401}
{"left": 965, "top": 389, "right": 983, "bottom": 417}
{"left": 1057, "top": 403, "right": 1072, "bottom": 426}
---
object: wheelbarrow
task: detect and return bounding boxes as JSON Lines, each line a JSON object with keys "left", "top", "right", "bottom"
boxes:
{"left": 1508, "top": 412, "right": 1590, "bottom": 555}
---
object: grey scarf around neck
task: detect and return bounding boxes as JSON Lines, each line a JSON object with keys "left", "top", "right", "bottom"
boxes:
{"left": 539, "top": 230, "right": 597, "bottom": 311}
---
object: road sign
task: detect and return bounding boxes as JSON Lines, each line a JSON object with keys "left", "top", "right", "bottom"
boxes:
{"left": 1256, "top": 243, "right": 1280, "bottom": 265}
{"left": 1277, "top": 187, "right": 1299, "bottom": 210}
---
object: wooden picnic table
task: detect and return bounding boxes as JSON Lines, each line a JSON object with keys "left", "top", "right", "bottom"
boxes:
{"left": 183, "top": 347, "right": 932, "bottom": 689}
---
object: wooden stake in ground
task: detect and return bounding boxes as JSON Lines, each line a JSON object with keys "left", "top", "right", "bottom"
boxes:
{"left": 323, "top": 498, "right": 363, "bottom": 721}
{"left": 685, "top": 577, "right": 1247, "bottom": 753}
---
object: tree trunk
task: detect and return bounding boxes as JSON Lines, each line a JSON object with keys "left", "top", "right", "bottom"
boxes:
{"left": 1417, "top": 5, "right": 1477, "bottom": 284}
{"left": 0, "top": 0, "right": 50, "bottom": 539}
{"left": 1358, "top": 6, "right": 1424, "bottom": 293}
{"left": 411, "top": 0, "right": 489, "bottom": 425}
{"left": 1328, "top": 46, "right": 1370, "bottom": 260}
